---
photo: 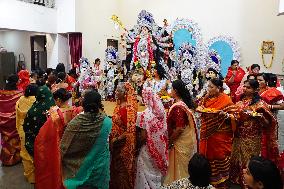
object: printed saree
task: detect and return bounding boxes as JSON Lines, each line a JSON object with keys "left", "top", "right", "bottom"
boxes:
{"left": 135, "top": 87, "right": 168, "bottom": 189}
{"left": 16, "top": 95, "right": 36, "bottom": 182}
{"left": 230, "top": 99, "right": 274, "bottom": 188}
{"left": 61, "top": 112, "right": 112, "bottom": 189}
{"left": 163, "top": 101, "right": 198, "bottom": 186}
{"left": 0, "top": 90, "right": 23, "bottom": 165}
{"left": 110, "top": 82, "right": 138, "bottom": 189}
{"left": 198, "top": 93, "right": 236, "bottom": 189}
{"left": 34, "top": 106, "right": 82, "bottom": 189}
{"left": 23, "top": 85, "right": 55, "bottom": 157}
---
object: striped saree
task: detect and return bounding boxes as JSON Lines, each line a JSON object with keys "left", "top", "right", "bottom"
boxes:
{"left": 199, "top": 93, "right": 236, "bottom": 189}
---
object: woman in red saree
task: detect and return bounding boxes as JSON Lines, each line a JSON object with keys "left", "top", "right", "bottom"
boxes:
{"left": 230, "top": 79, "right": 276, "bottom": 188}
{"left": 225, "top": 60, "right": 245, "bottom": 103}
{"left": 110, "top": 82, "right": 138, "bottom": 189}
{"left": 17, "top": 70, "right": 30, "bottom": 91}
{"left": 0, "top": 74, "right": 23, "bottom": 165}
{"left": 257, "top": 73, "right": 281, "bottom": 165}
{"left": 198, "top": 78, "right": 237, "bottom": 189}
{"left": 34, "top": 88, "right": 82, "bottom": 189}
{"left": 163, "top": 80, "right": 198, "bottom": 185}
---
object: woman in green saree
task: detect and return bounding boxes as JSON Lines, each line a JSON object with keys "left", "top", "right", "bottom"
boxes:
{"left": 61, "top": 90, "right": 112, "bottom": 189}
{"left": 23, "top": 85, "right": 55, "bottom": 157}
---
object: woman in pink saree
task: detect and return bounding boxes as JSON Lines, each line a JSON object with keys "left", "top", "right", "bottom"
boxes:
{"left": 135, "top": 87, "right": 168, "bottom": 189}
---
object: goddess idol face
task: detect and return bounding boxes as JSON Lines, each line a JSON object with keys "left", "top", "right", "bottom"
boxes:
{"left": 141, "top": 26, "right": 149, "bottom": 36}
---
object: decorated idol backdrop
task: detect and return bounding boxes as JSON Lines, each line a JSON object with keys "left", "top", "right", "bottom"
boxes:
{"left": 111, "top": 10, "right": 241, "bottom": 96}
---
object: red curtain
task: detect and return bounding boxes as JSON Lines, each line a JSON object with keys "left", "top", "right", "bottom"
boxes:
{"left": 69, "top": 33, "right": 82, "bottom": 68}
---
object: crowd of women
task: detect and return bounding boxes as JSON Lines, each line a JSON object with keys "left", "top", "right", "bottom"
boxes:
{"left": 0, "top": 61, "right": 283, "bottom": 189}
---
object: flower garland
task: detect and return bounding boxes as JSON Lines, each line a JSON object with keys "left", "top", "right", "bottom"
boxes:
{"left": 132, "top": 34, "right": 155, "bottom": 70}
{"left": 260, "top": 41, "right": 275, "bottom": 69}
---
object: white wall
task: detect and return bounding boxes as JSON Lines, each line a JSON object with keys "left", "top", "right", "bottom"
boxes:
{"left": 279, "top": 0, "right": 284, "bottom": 15}
{"left": 115, "top": 0, "right": 284, "bottom": 74}
{"left": 43, "top": 34, "right": 70, "bottom": 69}
{"left": 0, "top": 0, "right": 57, "bottom": 33}
{"left": 57, "top": 0, "right": 76, "bottom": 33}
{"left": 0, "top": 31, "right": 67, "bottom": 71}
{"left": 46, "top": 33, "right": 57, "bottom": 69}
{"left": 0, "top": 31, "right": 32, "bottom": 70}
{"left": 75, "top": 0, "right": 120, "bottom": 64}
{"left": 58, "top": 34, "right": 70, "bottom": 70}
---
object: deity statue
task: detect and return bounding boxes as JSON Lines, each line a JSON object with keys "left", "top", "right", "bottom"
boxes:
{"left": 175, "top": 42, "right": 203, "bottom": 96}
{"left": 122, "top": 10, "right": 172, "bottom": 78}
{"left": 76, "top": 57, "right": 94, "bottom": 93}
{"left": 103, "top": 46, "right": 119, "bottom": 101}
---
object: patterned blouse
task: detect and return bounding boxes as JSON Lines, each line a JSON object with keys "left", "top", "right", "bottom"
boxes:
{"left": 161, "top": 178, "right": 214, "bottom": 189}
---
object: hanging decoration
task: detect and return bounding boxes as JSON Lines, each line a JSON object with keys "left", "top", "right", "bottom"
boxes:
{"left": 261, "top": 41, "right": 275, "bottom": 69}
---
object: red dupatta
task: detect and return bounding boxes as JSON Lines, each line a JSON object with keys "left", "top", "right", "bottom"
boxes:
{"left": 260, "top": 87, "right": 283, "bottom": 105}
{"left": 259, "top": 88, "right": 281, "bottom": 166}
{"left": 34, "top": 106, "right": 82, "bottom": 189}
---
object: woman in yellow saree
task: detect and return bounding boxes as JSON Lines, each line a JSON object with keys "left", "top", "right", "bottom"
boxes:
{"left": 16, "top": 84, "right": 38, "bottom": 183}
{"left": 163, "top": 80, "right": 198, "bottom": 185}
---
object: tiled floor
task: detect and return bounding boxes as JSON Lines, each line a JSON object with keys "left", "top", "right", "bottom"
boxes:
{"left": 0, "top": 163, "right": 34, "bottom": 189}
{"left": 0, "top": 162, "right": 240, "bottom": 189}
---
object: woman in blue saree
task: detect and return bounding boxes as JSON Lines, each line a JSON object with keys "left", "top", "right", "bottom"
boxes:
{"left": 60, "top": 90, "right": 112, "bottom": 189}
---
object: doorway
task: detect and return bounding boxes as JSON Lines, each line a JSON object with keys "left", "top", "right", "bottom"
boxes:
{"left": 30, "top": 35, "right": 47, "bottom": 71}
{"left": 107, "top": 39, "right": 118, "bottom": 50}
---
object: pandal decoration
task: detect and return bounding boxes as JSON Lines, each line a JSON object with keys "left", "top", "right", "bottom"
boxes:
{"left": 206, "top": 35, "right": 241, "bottom": 76}
{"left": 261, "top": 41, "right": 275, "bottom": 69}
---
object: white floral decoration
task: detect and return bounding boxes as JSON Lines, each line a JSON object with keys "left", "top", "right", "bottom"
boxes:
{"left": 170, "top": 18, "right": 207, "bottom": 69}
{"left": 206, "top": 35, "right": 241, "bottom": 64}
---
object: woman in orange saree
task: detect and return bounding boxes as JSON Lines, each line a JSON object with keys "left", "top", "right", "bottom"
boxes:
{"left": 16, "top": 84, "right": 38, "bottom": 183}
{"left": 0, "top": 74, "right": 23, "bottom": 166}
{"left": 110, "top": 82, "right": 138, "bottom": 189}
{"left": 230, "top": 79, "right": 276, "bottom": 188}
{"left": 198, "top": 78, "right": 236, "bottom": 189}
{"left": 34, "top": 88, "right": 82, "bottom": 189}
{"left": 163, "top": 80, "right": 198, "bottom": 186}
{"left": 257, "top": 73, "right": 281, "bottom": 165}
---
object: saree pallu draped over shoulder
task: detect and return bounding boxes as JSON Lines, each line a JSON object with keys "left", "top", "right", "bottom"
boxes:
{"left": 61, "top": 113, "right": 112, "bottom": 189}
{"left": 34, "top": 106, "right": 82, "bottom": 189}
{"left": 0, "top": 90, "right": 23, "bottom": 166}
{"left": 260, "top": 88, "right": 281, "bottom": 166}
{"left": 110, "top": 82, "right": 138, "bottom": 189}
{"left": 199, "top": 93, "right": 236, "bottom": 188}
{"left": 230, "top": 99, "right": 274, "bottom": 188}
{"left": 163, "top": 101, "right": 198, "bottom": 186}
{"left": 16, "top": 96, "right": 36, "bottom": 183}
